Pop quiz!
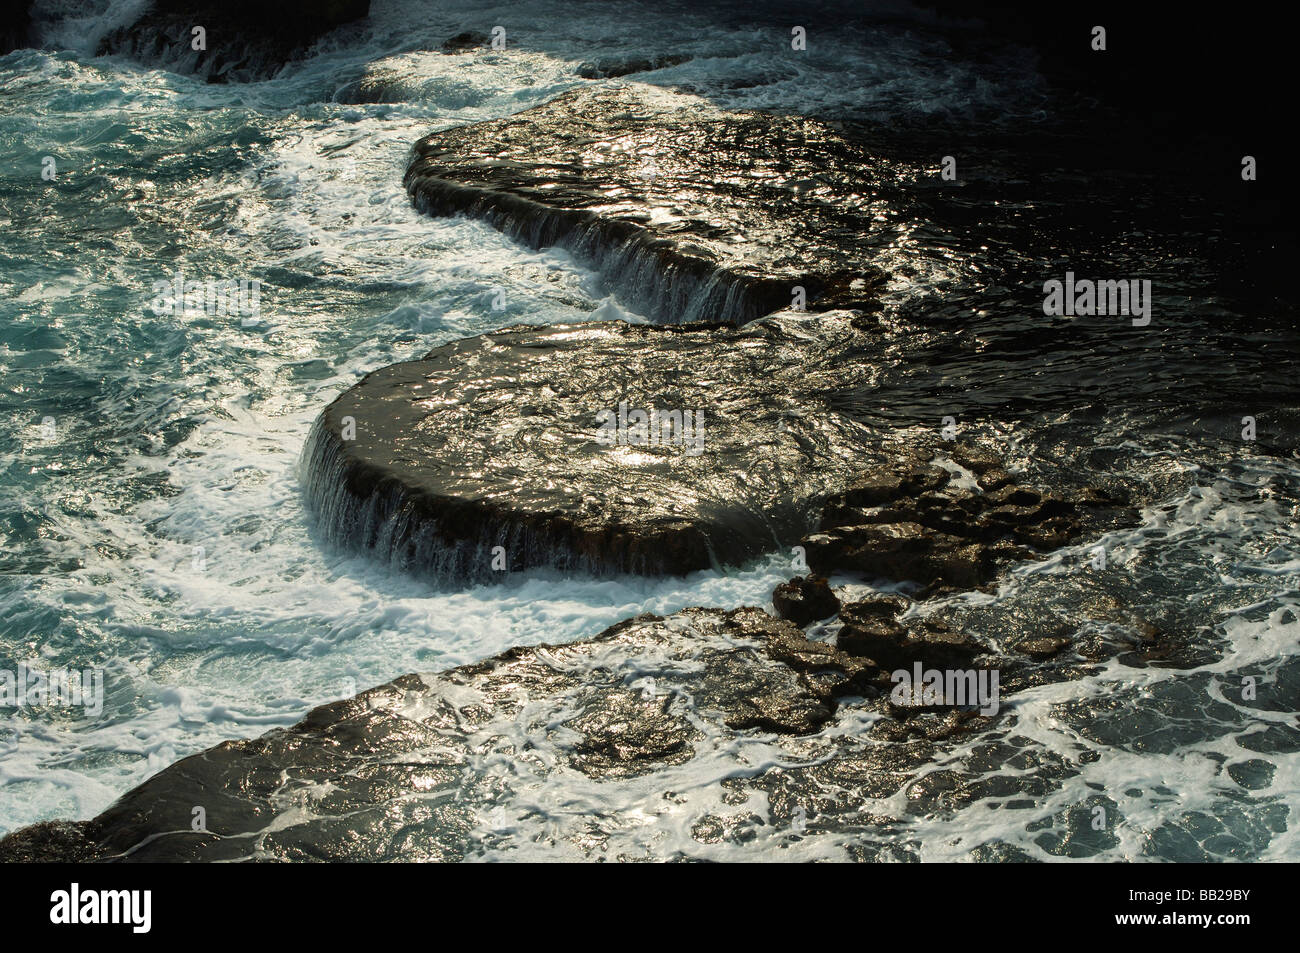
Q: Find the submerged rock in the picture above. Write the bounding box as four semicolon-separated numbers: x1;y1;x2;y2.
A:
405;85;888;325
0;608;873;862
333;67;413;104
333;39;494;104
303;312;890;581
441;31;490;52
575;54;691;79
97;0;370;82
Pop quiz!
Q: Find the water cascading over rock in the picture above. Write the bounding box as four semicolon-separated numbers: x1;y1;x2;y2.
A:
404;85;888;325
306;85;905;581
302;312;889;581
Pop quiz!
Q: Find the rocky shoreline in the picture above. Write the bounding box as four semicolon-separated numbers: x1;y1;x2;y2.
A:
1;67;1164;862
1;542;1153;862
96;0;371;82
302;313;878;580
405;86;888;325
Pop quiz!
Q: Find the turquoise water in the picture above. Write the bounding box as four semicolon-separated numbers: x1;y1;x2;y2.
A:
0;4;807;828
1;1;1296;859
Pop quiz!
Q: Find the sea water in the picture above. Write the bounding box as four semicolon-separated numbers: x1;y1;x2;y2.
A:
1;0;1295;859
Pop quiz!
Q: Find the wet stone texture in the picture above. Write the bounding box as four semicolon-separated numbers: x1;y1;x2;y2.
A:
312;83;1140;586
303;312;898;580
575;54;692;79
405;85;889;325
0;594;1168;861
97;0;372;82
772;576;841;626
0;608;882;862
0;79;1183;862
800;453;1136;594
303;314;1137;584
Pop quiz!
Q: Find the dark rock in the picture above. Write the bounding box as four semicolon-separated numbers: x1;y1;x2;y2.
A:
1;0;31;54
303;312;890;581
306;290;1130;587
836;609;907;661
567;689;696;779
700;648;835;735
832;463;950;509
803;457;1137;590
1226;760;1275;791
0;820;98;862
405;85;888;325
0;607;865;862
1016;636;1072;659
441;30;489;52
332;67;412;104
97;0;370;82
306;328;1135;582
762;626;881;700
1114;622;1220;670
771;576;839;626
575;54;691;78
877;707;991;736
843;593;912;619
983;485;1045;508
838;608;981;670
805;521;991;589
977;468;1014;491
949;442;1001;475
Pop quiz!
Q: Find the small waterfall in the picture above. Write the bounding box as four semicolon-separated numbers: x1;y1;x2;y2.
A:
26;0;153;56
300;414;722;584
405;174;792;326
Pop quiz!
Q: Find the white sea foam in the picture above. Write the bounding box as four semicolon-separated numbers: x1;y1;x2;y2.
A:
1;1;1295;861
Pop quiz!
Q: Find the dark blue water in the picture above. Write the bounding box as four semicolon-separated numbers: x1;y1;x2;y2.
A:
2;0;1296;859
